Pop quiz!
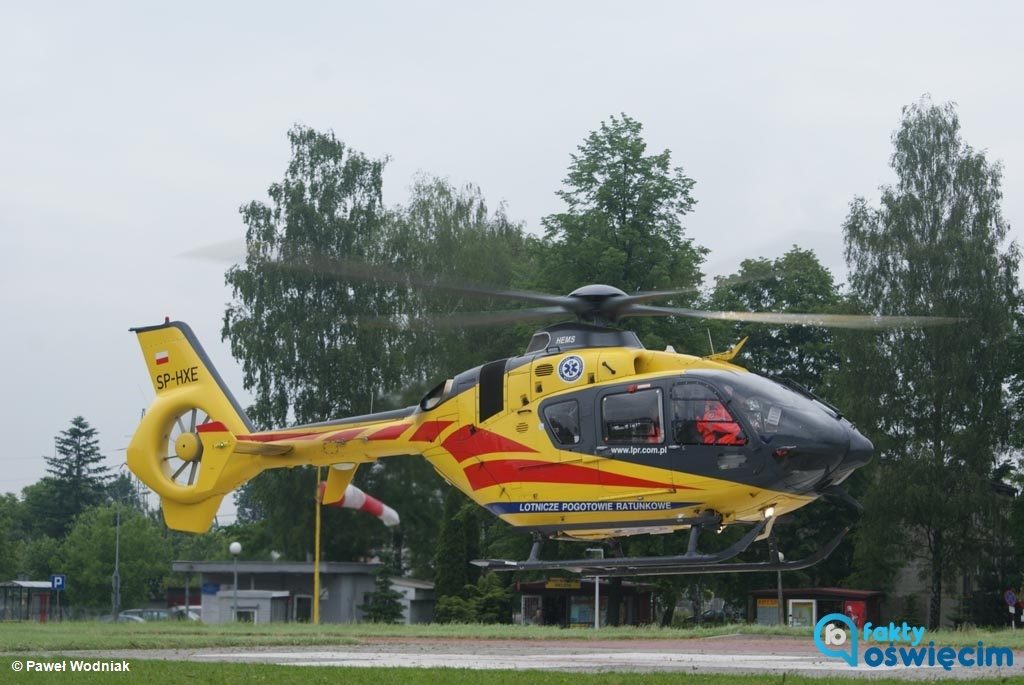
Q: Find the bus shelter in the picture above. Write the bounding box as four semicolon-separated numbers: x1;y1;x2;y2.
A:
0;581;63;622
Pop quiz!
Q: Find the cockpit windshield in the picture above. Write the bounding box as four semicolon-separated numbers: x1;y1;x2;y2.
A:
678;370;846;447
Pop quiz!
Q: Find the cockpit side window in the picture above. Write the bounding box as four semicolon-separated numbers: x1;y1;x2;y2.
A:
543;400;581;446
671;382;747;446
601;389;664;444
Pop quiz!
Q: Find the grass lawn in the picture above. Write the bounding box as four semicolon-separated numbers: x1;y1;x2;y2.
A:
1;621;1023;652
1;659;1022;685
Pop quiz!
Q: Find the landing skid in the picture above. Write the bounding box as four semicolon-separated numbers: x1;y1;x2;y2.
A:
472;519;850;577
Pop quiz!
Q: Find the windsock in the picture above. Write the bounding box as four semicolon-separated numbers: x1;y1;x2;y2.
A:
318;482;400;527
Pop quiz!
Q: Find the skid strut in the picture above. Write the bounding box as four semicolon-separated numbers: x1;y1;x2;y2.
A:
473;518;851;577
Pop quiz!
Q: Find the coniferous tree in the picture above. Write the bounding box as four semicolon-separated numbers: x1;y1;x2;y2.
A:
358;570;406;623
44;416;110;536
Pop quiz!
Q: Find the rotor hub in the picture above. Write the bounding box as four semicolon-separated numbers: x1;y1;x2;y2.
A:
567;284;628;299
175;432;203;462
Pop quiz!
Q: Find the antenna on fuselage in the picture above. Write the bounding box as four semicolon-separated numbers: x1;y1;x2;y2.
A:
706;328;716;355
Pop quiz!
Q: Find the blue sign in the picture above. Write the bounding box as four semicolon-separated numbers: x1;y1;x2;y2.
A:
1005;590;1017;607
51;574;66;591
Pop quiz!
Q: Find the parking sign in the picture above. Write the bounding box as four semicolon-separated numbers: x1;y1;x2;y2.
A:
51;574;66;591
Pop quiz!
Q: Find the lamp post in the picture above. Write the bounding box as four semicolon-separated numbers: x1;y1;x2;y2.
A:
112;507;121;621
585;548;604;630
229;541;242;622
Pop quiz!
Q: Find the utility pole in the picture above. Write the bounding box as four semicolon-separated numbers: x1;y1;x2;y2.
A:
777;570;784;626
585;548;604;630
229;542;242;621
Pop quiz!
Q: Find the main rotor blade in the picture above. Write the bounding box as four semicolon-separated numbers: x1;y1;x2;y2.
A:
180;238;247;263
626;305;961;329
294;254;576;307
617;270;787;307
361;307;570;329
183;239;575;309
609;287;702;307
419;306;571;328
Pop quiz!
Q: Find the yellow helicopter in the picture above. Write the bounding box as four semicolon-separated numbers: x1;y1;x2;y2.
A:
127;281;952;576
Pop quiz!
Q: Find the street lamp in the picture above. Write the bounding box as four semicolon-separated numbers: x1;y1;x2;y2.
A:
112;507;121;621
229;541;242;622
585;548;604;630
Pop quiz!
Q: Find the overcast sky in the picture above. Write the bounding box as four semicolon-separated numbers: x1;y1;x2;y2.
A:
2;2;1022;523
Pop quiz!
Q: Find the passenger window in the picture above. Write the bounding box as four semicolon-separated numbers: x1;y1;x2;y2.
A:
543;400;580;445
671;383;746;446
602;389;663;444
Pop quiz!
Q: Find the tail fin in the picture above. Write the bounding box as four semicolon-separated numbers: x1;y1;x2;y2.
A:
127;320;254;533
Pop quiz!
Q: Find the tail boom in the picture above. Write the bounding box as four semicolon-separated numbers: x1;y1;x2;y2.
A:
127;320;451;532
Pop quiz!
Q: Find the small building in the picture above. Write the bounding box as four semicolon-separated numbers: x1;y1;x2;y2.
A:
748;587;883;628
0;581;64;622
171;560;434;624
390;577;437;624
514;578;655;627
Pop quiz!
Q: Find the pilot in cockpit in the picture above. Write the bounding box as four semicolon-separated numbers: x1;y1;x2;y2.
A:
697;384;745;445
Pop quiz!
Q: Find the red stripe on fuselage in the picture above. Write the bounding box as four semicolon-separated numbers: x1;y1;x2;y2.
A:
367;423;411;441
409;420;454;442
463;459;684;491
236;430;323;442
325;427;366;443
441;426;537;463
196;421;228;433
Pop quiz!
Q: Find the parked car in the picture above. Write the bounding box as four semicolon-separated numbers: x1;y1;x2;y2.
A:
170;605;201;621
120;608;171;621
98;614;146;623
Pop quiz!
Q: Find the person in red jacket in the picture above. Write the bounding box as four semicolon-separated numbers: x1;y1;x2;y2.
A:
697;398;745;445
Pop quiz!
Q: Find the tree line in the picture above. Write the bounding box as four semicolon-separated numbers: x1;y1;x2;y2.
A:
2;100;1022;628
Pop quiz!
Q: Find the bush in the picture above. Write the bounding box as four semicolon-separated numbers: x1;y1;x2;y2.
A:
433;595;476;623
432;573;513;624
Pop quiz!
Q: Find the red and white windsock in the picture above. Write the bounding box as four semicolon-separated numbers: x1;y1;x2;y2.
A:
318;482;400;527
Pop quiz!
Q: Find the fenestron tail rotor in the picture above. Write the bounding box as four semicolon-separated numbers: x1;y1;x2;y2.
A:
162;407;211;488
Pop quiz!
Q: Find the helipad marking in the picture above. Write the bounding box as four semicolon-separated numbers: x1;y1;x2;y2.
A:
195;650;913;672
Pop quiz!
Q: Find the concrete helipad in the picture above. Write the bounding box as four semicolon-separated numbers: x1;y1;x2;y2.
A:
54;635;1023;679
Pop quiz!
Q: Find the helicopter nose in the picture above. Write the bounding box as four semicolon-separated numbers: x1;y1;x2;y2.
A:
845;426;873;469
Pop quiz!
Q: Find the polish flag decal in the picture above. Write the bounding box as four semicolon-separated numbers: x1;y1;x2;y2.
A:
155;351;170;365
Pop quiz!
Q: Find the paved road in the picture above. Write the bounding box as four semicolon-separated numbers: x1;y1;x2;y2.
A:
50;635;1023;679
